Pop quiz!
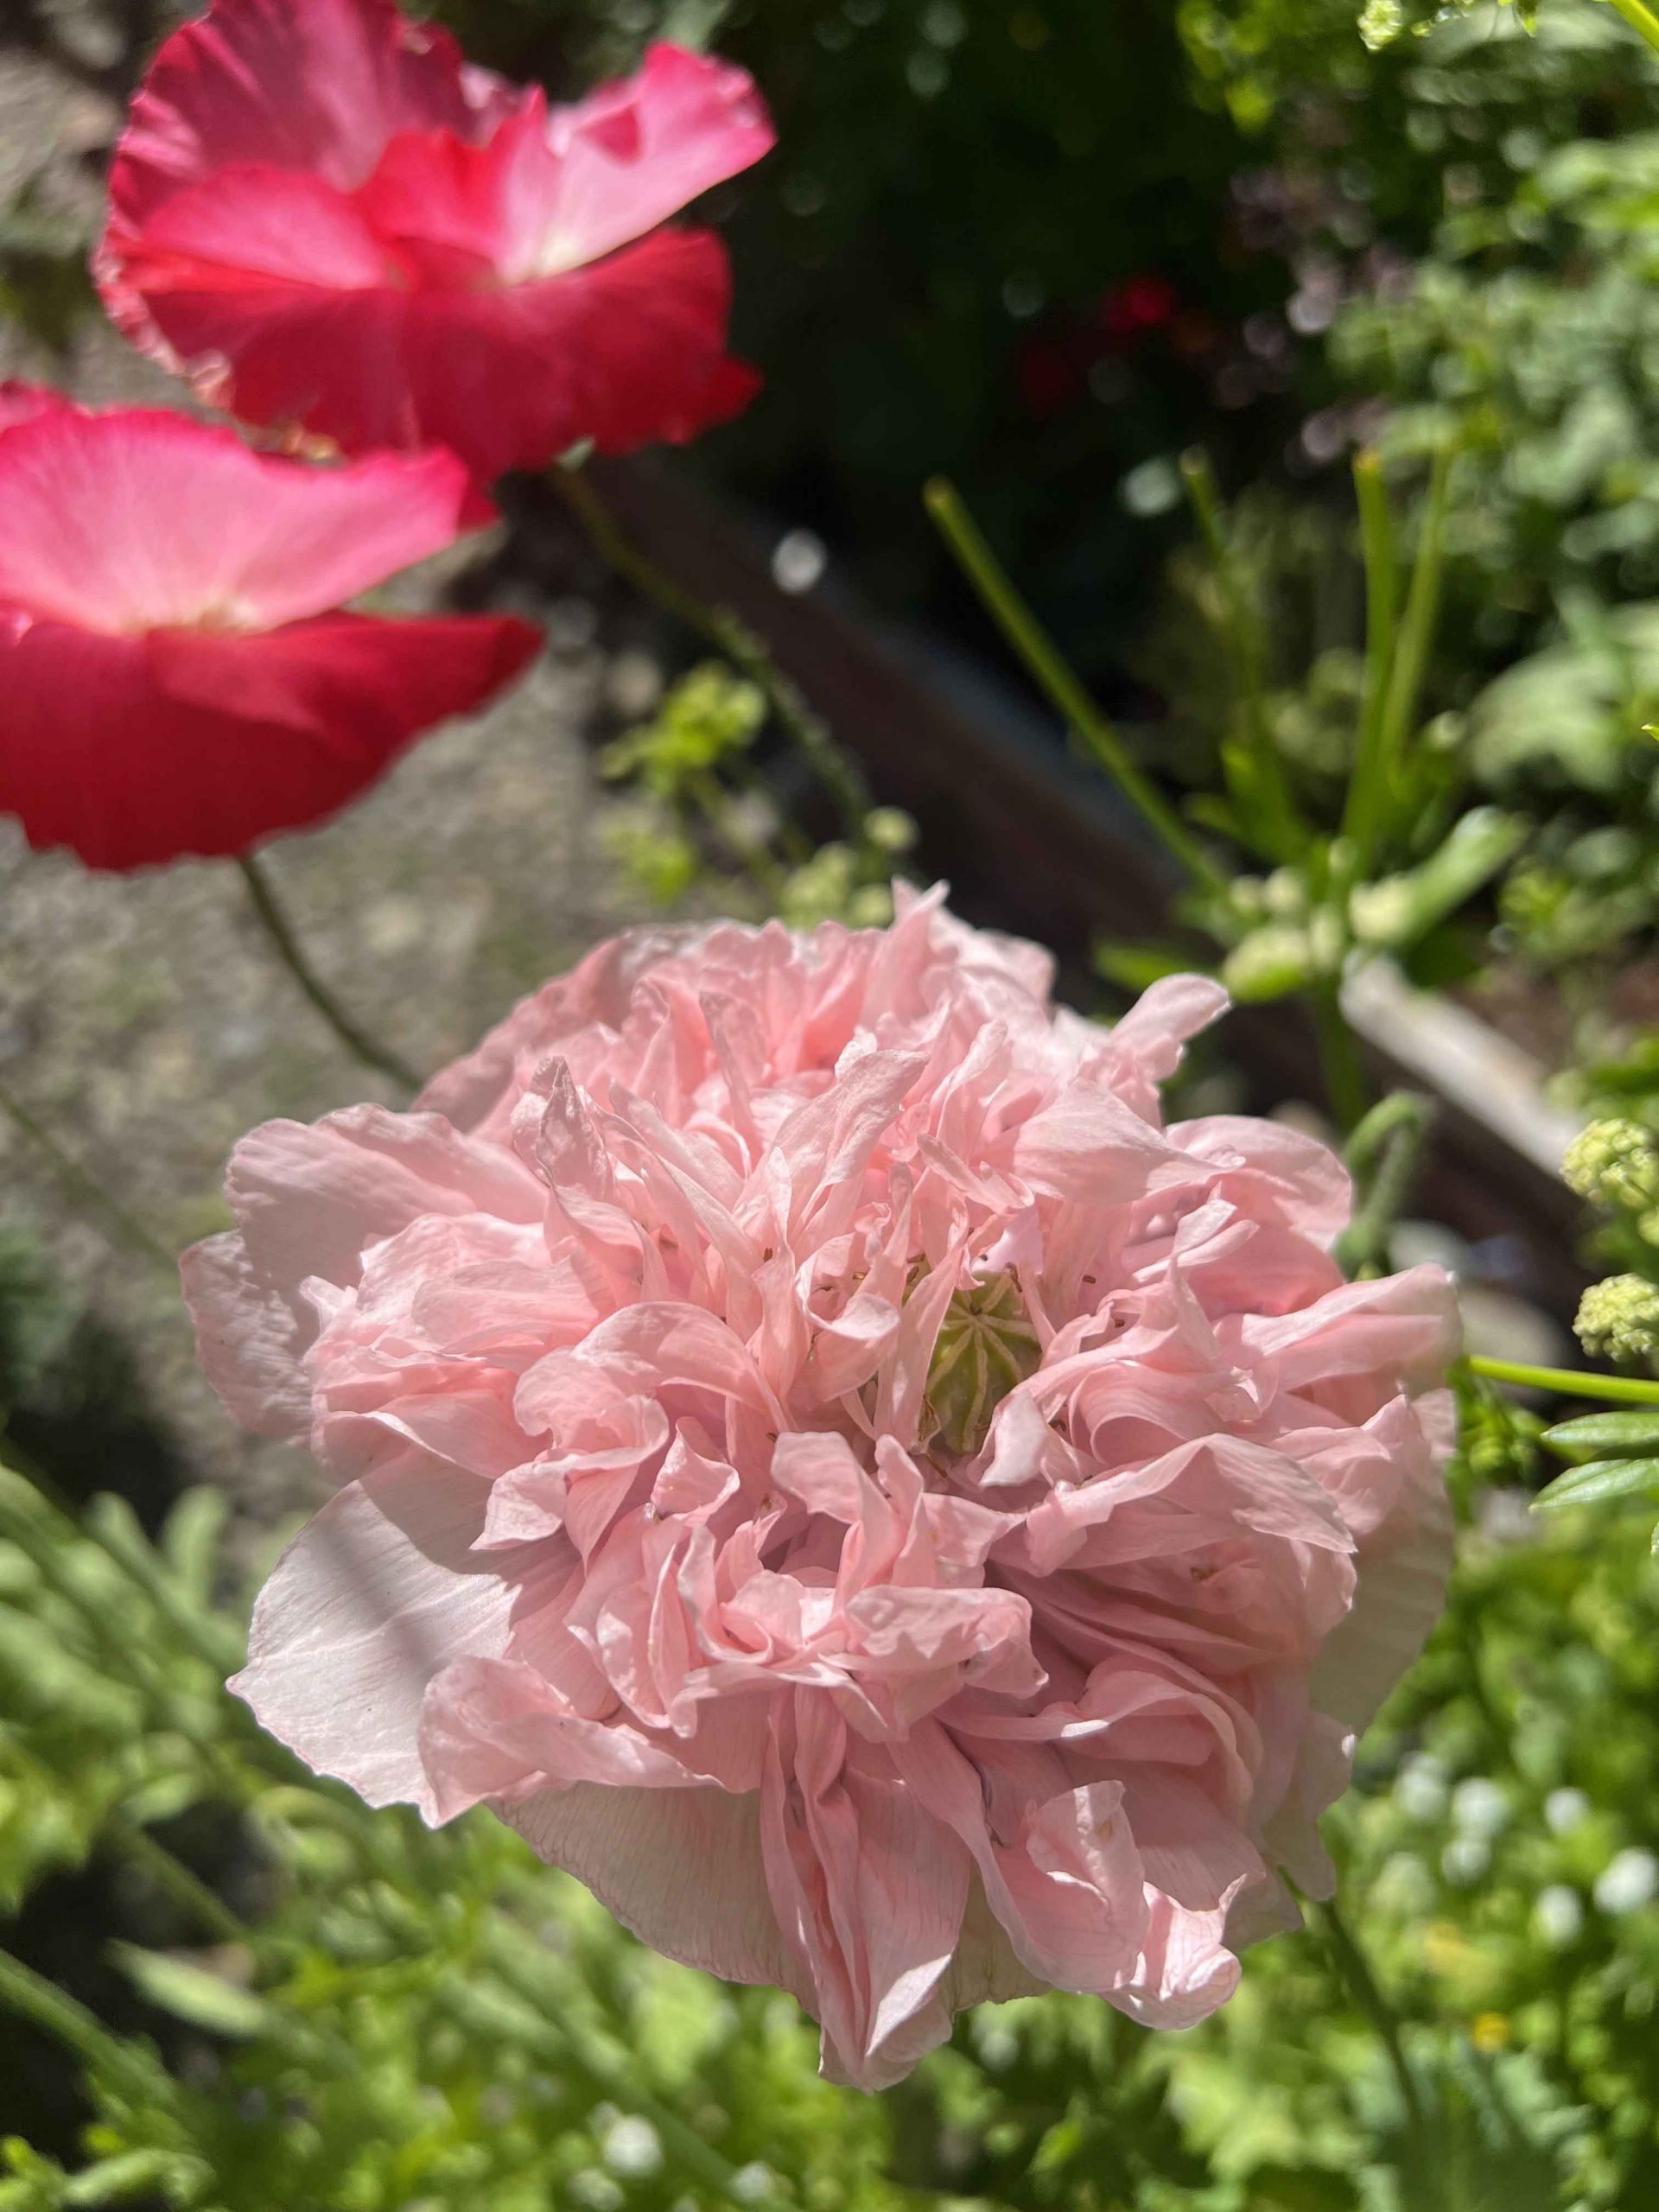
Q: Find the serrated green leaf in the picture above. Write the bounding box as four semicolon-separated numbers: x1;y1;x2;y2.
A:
1542;1408;1659;1459
1531;1458;1659;1513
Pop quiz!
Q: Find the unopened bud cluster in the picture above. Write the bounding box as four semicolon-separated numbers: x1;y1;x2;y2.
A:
1563;1118;1659;1242
1575;1274;1659;1374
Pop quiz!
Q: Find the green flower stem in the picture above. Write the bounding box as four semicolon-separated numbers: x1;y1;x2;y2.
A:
1180;448;1303;860
1313;983;1370;1135
1347;441;1454;878
1340;448;1402;881
1463;1355;1659;1406
1608;0;1659;58
106;1816;248;1947
1338;1089;1433;1275
553;462;874;843
236;852;421;1092
0;1943;162;2106
688;765;787;900
924;475;1232;902
0;1077;175;1273
1313;1897;1433;2174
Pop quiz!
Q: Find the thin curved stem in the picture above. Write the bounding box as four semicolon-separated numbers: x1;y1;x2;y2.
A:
1340;448;1401;882
0;1943;161;2104
107;1816;248;1947
1313;984;1370;1135
236;853;421;1092
1608;0;1659;60
1313;1897;1433;2174
0;1077;175;1271
1338;1089;1433;1276
1464;1355;1659;1406
925;476;1231;902
553;464;874;843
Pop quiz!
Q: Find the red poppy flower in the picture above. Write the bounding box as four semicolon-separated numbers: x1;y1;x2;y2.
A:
95;0;776;483
0;398;540;869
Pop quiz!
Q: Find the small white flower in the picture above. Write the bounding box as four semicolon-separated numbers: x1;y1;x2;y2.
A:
1545;1788;1590;1836
1535;1885;1584;1948
603;2118;664;2179
1452;1778;1510;1840
1595;1848;1659;1916
1443;1836;1491;1886
1397;1755;1449;1821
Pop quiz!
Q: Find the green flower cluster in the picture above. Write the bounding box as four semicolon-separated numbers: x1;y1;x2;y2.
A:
1574;1273;1659;1374
1563;1118;1659;1244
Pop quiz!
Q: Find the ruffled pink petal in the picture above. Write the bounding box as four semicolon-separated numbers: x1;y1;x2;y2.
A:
1114;1891;1242;2028
0;607;537;869
346;45;771;287
0;408;479;635
103;0;510;232
113;218;756;478
1307;1391;1456;1734
184;1106;545;1438
508;1781;804;1995
532;41;774;270
902;1721;1150;2001
762;1702;970;2091
229;1458;523;1819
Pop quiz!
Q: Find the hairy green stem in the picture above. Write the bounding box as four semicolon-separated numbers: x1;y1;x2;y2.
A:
924;477;1231;901
1463;1355;1659;1405
554;464;874;842
236;853;421;1092
0;1077;175;1272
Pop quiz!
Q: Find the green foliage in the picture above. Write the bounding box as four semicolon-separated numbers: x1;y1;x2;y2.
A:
601;661;916;926
1335;123;1659;654
5;1415;1659;2206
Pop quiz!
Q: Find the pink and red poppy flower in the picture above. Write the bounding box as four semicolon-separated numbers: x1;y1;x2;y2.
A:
96;0;776;485
0;396;540;869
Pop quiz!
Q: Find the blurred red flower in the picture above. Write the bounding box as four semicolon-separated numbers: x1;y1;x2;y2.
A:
0;397;540;868
94;0;774;484
1100;273;1179;340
